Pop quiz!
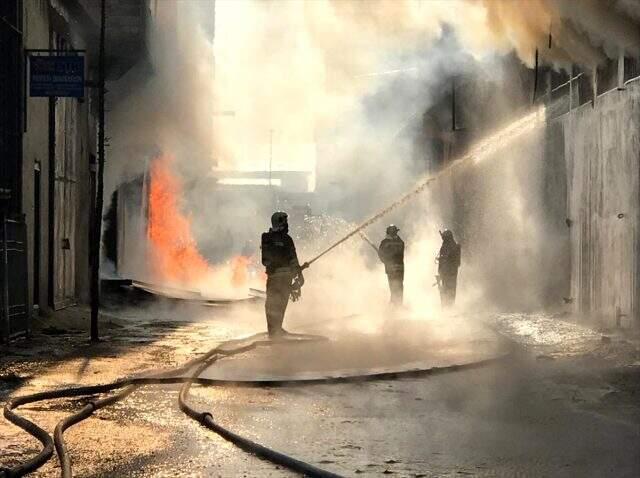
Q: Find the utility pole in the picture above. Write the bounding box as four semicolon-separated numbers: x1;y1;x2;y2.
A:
90;0;106;342
211;0;216;166
269;129;276;208
269;129;273;187
532;48;539;104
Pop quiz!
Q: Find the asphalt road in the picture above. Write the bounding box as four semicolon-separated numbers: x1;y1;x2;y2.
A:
2;309;639;477
88;354;639;477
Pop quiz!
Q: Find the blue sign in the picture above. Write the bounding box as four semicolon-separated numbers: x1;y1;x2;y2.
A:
30;55;85;98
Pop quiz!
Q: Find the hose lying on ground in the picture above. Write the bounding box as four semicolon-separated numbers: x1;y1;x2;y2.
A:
3;342;220;478
4;104;546;477
3;335;341;478
178;355;343;478
3;333;509;478
52;349;218;478
52;335;344;478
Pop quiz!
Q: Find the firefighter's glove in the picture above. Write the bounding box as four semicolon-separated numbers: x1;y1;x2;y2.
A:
290;277;303;302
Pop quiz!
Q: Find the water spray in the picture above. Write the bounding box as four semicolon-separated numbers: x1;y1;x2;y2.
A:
2;104;546;478
302;105;547;269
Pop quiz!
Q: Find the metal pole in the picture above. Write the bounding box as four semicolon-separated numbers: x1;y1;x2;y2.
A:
617;48;625;90
269;129;275;208
569;68;573;112
592;65;598;108
1;212;10;342
211;0;216;166
532;48;539;104
451;77;456;131
269;129;273;187
90;0;106;342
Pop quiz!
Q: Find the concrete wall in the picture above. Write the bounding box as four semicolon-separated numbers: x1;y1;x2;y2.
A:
441;80;640;324
560;83;640;326
423;61;640;326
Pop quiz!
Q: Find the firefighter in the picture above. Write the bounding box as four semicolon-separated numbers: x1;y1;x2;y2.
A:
378;225;405;306
437;229;461;308
261;211;306;338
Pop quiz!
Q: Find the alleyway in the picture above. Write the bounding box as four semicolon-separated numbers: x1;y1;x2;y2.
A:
2;304;638;477
3;1;640;476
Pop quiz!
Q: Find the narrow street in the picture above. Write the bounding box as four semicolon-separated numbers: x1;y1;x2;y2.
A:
2;304;638;477
3;1;640;476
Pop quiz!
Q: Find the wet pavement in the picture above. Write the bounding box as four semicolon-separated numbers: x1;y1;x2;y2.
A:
1;304;639;477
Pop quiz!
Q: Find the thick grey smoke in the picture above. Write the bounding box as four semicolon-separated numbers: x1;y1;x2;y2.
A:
105;0;640;314
106;2;216;195
106;0;640;188
474;0;640;67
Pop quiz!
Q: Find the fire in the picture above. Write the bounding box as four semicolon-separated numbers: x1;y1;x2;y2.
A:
147;154;211;286
230;255;251;287
146;154;262;292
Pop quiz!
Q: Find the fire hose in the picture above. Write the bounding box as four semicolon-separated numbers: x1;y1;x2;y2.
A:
300;105;548;270
3;344;222;478
300;178;437;270
3;336;342;478
2;332;509;478
1;104;544;477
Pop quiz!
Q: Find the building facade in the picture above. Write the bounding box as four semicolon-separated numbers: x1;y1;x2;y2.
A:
0;0;148;341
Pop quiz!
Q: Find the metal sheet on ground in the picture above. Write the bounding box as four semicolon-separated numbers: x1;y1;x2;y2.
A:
192;319;507;382
129;280;257;304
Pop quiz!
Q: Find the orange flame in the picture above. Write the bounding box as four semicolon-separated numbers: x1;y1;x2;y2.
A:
231;255;251;287
147;154;211;286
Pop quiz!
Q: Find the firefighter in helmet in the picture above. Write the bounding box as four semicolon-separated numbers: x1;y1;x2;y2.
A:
378;225;405;306
437;229;461;308
261;211;306;337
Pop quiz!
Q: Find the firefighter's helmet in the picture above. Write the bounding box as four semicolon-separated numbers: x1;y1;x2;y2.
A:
271;211;288;231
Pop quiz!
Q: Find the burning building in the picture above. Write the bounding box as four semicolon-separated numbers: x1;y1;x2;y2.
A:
109;154;315;297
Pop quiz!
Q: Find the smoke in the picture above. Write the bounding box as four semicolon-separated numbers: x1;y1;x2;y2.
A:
106;2;217;194
105;0;640;316
475;0;640;67
106;0;640;185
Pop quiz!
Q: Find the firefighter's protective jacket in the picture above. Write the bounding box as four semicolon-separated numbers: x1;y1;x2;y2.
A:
438;239;461;277
261;229;300;275
378;235;405;274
